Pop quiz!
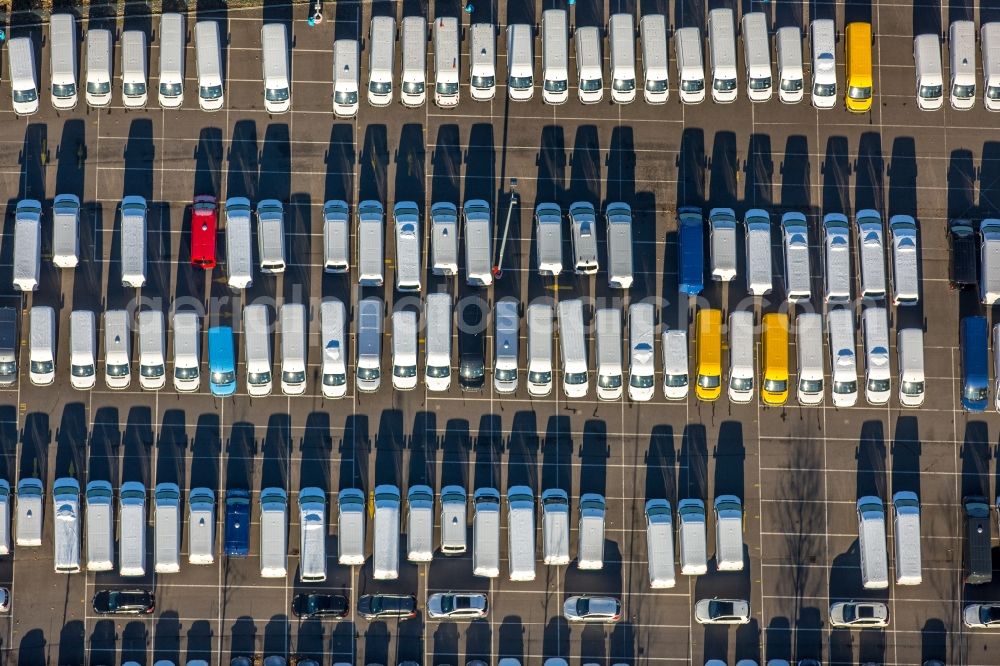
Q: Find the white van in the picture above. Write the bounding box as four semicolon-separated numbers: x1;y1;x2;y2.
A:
609;13;637;103
15;478;43;547
434;17;460;107
983;218;1000;305
541;489;570;566
728;311;755;403
861;306;891;405
744;209;773;296
153;482;180;573
662;328;689;400
494;299;519;394
857;496;889;589
606;202;634;288
138;310;166;390
810;19;837;108
950;21;976;109
889;214;920;306
674;26;706;103
577;493;606;570
714;495;744;571
52;193;81;268
49;14;78;110
260;487;288;577
256;199;286;274
322;200;350;272
357;200;385;286
913;34;944;110
645;499;675;588
463;199;493;286
507;23;534;101
823;213;852;303
119;481;147;577
120;30;148;109
827;307;859;407
473;487;501;577
469;22;496;101
104;309;131;390
172;311;200;392
195;20;224;111
708;8;738;103
534;202;563;276
368;16;395;107
279;303;307;396
394;201;422;292
53;478;81;573
569;201;599;274
337;488;365;566
158;13;185;108
628;303;656;402
542;10;569;104
120;196;147;288
575;26;603;103
85;28;113;108
243;304;273;396
796;313;825;405
709;207;737;282
356;297;383;392
982;22;1000;111
406;485;434;563
373;485;401;580
640;14;669;103
781;211;811;302
8;36;39;115
776;26;804;103
892;491;922;585
440;485;467;555
678;498;708;575
225;197;254;289
70;310;97;390
899;327;925;408
298;487;327;582
742;12;772;101
431;201;459;275
392;309;418;391
401;16;427;106
595;308;623;401
425;293;452;391
85;480;114;571
320;299;348;399
260;23;290;113
12;199;40;291
332;39;360;118
28;306;56;386
558;299;589;398
0;480;9;556
527;303;554;396
188;487;215;565
507;486;536;581
0;308;17;387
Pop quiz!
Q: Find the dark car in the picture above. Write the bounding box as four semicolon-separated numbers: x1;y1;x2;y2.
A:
357;593;418;620
458;303;486;391
949;218;978;288
92;589;155;615
291;593;349;619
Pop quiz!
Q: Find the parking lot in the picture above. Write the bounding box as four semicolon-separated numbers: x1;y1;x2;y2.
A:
2;0;1000;664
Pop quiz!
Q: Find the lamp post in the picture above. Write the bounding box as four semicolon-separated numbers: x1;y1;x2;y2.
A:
493;178;518;280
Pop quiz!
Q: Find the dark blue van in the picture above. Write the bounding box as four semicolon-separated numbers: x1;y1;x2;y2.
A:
224;488;251;557
961;316;989;412
678;207;704;295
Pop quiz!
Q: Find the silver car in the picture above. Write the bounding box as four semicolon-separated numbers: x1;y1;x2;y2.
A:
694;598;751;624
964;603;1000;628
427;592;489;620
562;595;622;623
828;600;889;628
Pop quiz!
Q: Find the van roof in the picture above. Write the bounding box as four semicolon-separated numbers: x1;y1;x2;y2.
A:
261;23;289;80
337;488;365;565
640;14;668;73
742;13;772;70
609;13;636;70
558;299;587;366
542;10;569;73
984;23;1000;79
678;208;705;294
708;8;737;70
856;496;889;586
914;34;943;79
435;16;460;82
334;39;360;82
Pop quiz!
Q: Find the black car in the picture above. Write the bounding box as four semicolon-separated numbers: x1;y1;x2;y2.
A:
949;218;978;288
357;593;418;620
92;589;155;615
291;593;349;619
458;304;486;391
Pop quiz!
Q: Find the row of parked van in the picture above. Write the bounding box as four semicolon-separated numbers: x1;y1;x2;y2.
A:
856;492;923;590
912;21;1000;111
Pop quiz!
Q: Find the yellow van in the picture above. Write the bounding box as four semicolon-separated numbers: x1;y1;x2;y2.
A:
761;313;789;405
695;309;722;401
845;22;873;112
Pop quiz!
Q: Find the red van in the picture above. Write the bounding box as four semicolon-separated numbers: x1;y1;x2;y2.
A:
190;195;217;268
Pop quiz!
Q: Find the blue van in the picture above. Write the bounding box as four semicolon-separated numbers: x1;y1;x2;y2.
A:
678;207;705;295
208;326;237;396
224;488;251;557
961;316;989;412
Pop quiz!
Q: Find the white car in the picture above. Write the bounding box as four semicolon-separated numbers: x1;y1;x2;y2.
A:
964;603;1000;628
694;598;750;624
427;593;489;620
828;601;889;628
563;595;622;623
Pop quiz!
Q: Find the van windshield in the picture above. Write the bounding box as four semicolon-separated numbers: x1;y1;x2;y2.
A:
848;85;872;100
918;84;942;99
471;75;494;89
780;78;803;92
426;365;450;379
901;380;924;396
765;378;788;393
713;77;737;92
265;87;289;102
989;85;1000;100
393;365;417;378
335;90;358;105
509;75;533;89
52;83;76;98
833;379;857;394
565;371;588;385
369;81;391;95
140;364;165;378
528;370;551;384
581;78;603;91
160;82;182;97
200;84;223;100
664;373;688;387
964;384;988;402
72;364;95;377
0;361;16;376
598;374;622;389
730;377;753;392
630;374;654;389
13;88;37;103
403;80;426;94
123;82;146;97
749;76;772;90
646;79;668;92
436;81;459;95
106;363;129;377
612;77;636;92
495;368;517;382
357;367;380;380
544;79;568;93
813;82;836;97
799;378;823;393
953;83;975;99
698;374;721;389
87;80;112;95
680;79;705;93
211;369;235;385
282;370;305;384
248;370;271;385
323;372;346;386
